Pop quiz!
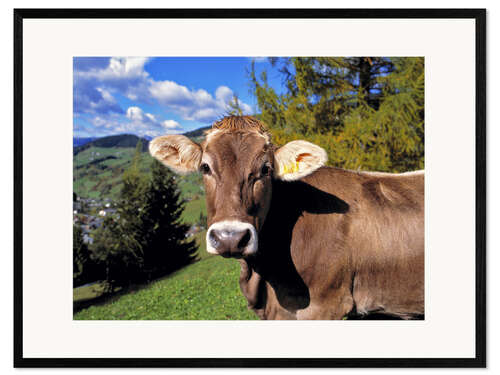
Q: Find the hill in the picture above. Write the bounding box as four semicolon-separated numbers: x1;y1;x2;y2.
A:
73;135;207;221
73;232;257;320
182;125;211;139
74;134;150;156
74;146;152;200
73;137;97;147
73;126;210;157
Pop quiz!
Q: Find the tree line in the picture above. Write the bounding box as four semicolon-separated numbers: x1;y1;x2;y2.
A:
248;57;424;173
73;141;197;290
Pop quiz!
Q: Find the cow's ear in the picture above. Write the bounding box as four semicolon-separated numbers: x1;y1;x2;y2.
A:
149;135;202;174
274;140;327;181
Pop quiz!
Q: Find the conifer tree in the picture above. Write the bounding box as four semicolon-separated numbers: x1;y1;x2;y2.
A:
91;141;147;288
73;224;93;287
226;93;245;116
249;57;424;172
141;160;198;279
90;216;125;289
116;139;148;267
91;140;197;287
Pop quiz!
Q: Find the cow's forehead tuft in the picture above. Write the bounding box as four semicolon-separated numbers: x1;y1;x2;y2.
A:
204;116;271;145
212;115;268;133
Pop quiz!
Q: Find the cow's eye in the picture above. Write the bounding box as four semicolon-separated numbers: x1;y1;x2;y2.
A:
260;164;271;176
200;163;211;175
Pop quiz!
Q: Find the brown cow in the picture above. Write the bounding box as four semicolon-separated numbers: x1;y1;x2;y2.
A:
150;116;424;320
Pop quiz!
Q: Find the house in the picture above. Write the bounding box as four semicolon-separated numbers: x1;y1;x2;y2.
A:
83;233;94;245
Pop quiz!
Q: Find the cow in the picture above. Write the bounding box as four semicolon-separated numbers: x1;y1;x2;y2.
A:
150;116;424;320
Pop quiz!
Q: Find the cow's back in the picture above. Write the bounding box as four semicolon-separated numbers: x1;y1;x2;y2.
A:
255;167;424;319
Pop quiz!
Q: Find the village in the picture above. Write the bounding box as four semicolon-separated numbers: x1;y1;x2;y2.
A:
73;195;117;244
73;194;204;244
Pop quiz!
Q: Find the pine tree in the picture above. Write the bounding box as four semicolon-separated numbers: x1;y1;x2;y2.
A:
91;141;147;288
73;224;94;287
90;216;125;290
116;140;148;266
226;93;244;116
141;160;197;279
91;141;197;287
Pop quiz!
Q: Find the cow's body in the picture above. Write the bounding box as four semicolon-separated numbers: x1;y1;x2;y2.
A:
239;167;424;320
150;116;424;320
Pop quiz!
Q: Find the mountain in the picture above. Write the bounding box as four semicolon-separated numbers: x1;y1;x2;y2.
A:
73;125;211;154
73;137;97;147
74;134;149;155
183;126;211;139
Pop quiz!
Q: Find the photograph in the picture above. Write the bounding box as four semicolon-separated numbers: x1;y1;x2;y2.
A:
73;56;425;320
15;9;485;367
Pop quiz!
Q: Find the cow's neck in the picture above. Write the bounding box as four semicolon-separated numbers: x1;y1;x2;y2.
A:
240;176;351;319
240;179;315;318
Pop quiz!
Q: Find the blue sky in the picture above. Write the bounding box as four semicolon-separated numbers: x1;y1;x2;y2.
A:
73;57;283;138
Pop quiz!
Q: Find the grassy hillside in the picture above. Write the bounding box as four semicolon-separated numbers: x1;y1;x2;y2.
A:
74;146;149;200
182;125;211;139
71;131;261;320
74;134;149;155
74;231;257;320
73;145;207;220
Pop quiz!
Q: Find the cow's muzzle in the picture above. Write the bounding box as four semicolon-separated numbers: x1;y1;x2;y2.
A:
206;220;258;258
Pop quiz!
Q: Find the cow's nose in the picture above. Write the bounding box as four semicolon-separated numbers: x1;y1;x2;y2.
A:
206;221;258;257
208;228;251;257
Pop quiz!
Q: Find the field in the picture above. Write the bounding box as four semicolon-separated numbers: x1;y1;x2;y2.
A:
73;144;207;219
73;138;258;320
74;232;257;320
74;146;148;200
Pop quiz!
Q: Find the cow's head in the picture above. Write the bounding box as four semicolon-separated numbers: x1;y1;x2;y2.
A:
150;116;327;258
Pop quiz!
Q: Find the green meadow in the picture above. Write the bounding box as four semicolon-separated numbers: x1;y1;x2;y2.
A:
73;141;257;320
73;230;257;320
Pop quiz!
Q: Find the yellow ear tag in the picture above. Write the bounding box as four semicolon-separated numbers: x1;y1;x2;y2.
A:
282;161;300;174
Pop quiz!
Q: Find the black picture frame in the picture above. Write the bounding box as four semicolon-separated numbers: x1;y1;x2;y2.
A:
13;8;486;368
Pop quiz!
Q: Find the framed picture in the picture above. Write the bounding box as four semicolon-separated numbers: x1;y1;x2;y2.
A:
14;8;486;368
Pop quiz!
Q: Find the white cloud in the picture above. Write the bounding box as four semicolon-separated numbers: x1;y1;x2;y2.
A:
91;116;107;127
126;106;146;123
86;105;184;138
125;106;183;136
75;57;254;136
145;113;157;122
74;57;151;115
215;86;233;102
162;120;182;129
77;57;150;80
149;81;252;122
96;87;115;102
90;116;124;131
149;80;207;107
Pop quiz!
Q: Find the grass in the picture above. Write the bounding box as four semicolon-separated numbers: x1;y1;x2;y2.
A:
73;231;258;320
73;146;155;201
73;254;257;320
73;282;110;302
181;197;206;223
